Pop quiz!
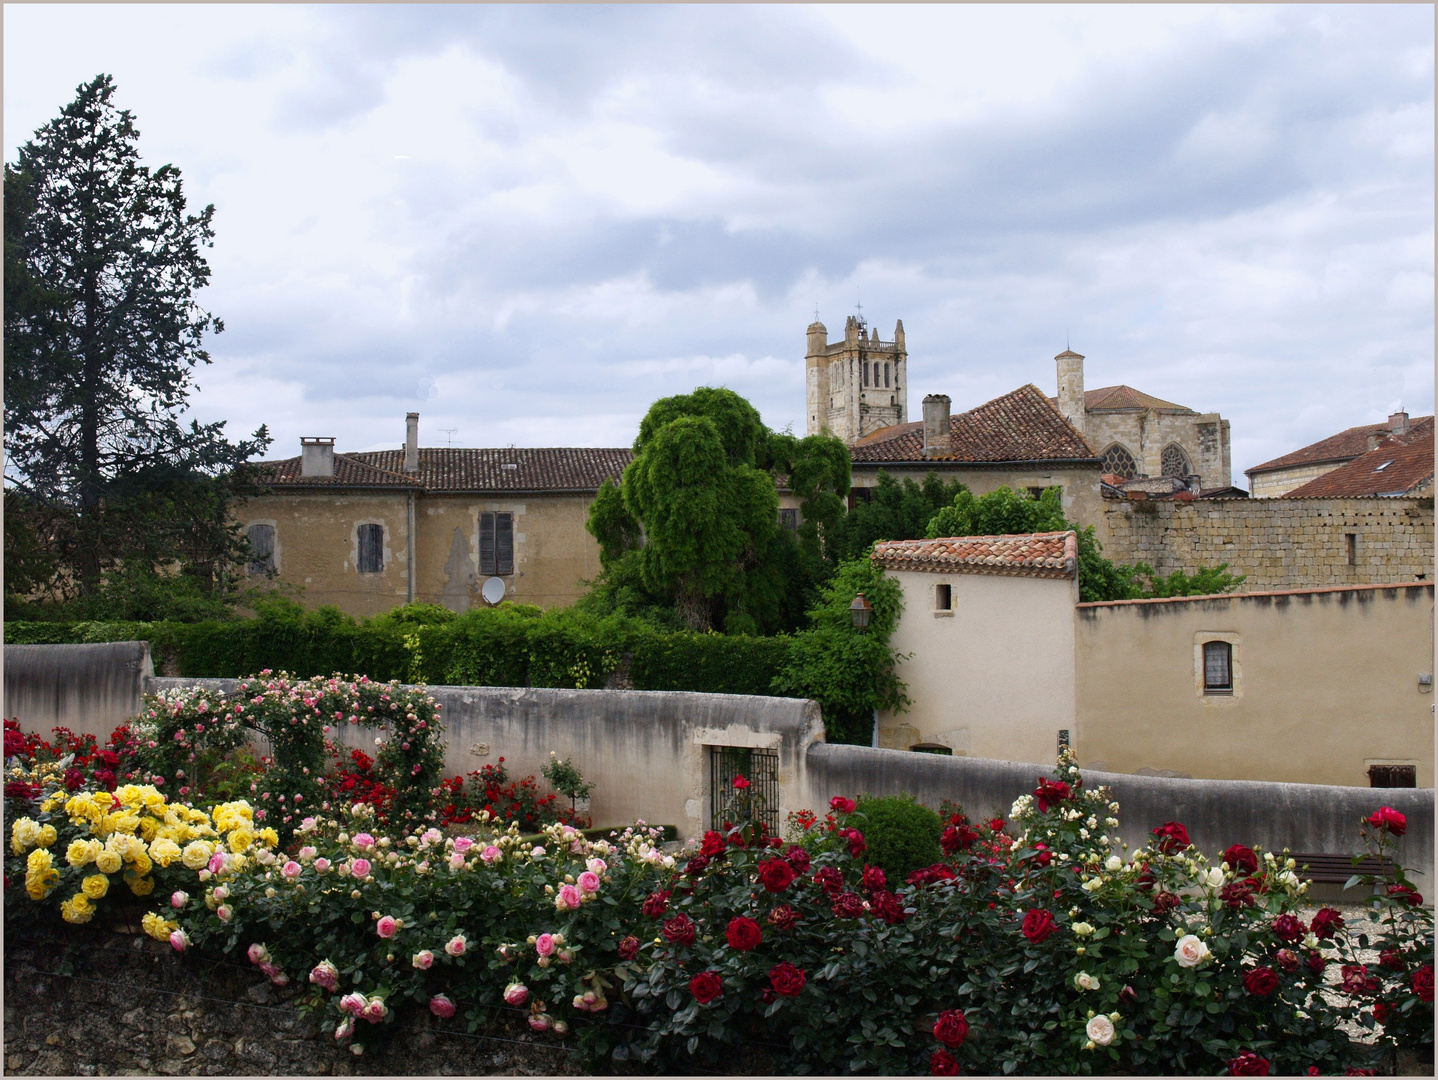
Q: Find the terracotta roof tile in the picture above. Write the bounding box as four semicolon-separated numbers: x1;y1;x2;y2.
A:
852;384;1095;464
871;530;1079;578
1245;416;1433;477
256;447;632;493
1283;436;1433;498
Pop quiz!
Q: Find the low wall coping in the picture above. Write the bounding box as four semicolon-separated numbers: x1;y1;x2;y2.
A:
1077;580;1433;610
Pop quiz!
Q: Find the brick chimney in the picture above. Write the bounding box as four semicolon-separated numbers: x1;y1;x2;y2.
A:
405;412;420;473
300;437;335;478
1388;409;1409;436
922;394;952;458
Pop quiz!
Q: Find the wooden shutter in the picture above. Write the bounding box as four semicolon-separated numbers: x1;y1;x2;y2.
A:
479;513;496;576
358;524;383;573
496;513;514;576
247;524;275;574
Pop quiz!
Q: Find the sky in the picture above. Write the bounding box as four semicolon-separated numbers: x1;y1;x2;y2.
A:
5;4;1433;481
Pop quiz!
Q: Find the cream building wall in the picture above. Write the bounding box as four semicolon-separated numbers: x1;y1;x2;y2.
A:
877;569;1078;765
1249;462;1346;499
1074;582;1435;788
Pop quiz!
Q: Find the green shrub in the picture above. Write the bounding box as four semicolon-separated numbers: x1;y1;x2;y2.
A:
853;793;942;883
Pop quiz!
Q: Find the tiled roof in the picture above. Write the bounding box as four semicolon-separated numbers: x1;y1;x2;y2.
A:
256;447;633;493
1245;416;1433;477
871;530;1079;579
1283;436;1433;498
852;384;1096;464
1083;385;1190;412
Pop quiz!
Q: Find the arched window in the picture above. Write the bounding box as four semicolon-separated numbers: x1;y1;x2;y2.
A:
873;362;881;386
1161;444;1191;478
884;362;890;387
1100;443;1138;479
862;361;869;387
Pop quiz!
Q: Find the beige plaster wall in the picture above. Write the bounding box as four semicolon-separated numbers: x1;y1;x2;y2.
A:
1099;496;1434;590
1248;462;1346;498
877;569;1078;766
1075;583;1436;787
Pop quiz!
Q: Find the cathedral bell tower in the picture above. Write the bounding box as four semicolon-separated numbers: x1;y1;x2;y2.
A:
805;314;908;444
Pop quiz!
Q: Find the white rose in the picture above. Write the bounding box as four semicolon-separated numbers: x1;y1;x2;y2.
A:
1174;934;1211;968
1071;922;1095;937
1085;1014;1115;1046
1204;868;1225;888
1105;855;1122;872
1074;971;1100;991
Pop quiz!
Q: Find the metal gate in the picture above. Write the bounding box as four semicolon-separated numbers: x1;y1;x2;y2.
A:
709;746;780;834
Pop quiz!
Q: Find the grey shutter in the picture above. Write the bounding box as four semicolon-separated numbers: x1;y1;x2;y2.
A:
478;513;496;576
358;524;384;573
496;513;514;576
247;524;275;573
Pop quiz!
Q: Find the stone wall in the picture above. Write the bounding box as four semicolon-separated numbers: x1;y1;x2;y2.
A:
4;642;153;740
1099;496;1434;589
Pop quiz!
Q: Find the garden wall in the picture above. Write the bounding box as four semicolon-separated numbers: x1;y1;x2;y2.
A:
3;641;152;738
803;743;1435;893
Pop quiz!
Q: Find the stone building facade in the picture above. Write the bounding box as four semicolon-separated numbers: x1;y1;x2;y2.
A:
1246;412;1431;498
805;315;908;443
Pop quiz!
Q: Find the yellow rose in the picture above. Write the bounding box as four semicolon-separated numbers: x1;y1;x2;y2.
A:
66;838;93;867
41;791;66;813
10;817;41;854
148;838;182;867
228;828;254;854
258;828;279;849
26;868;59;900
37;823;57;848
141;787;166;809
127;875;154;896
115;784;145;807
81;873;110;900
138;817;159;841
141;911;178;941
131;851;153;875
28;847;55;875
60;894;95;924
94;848;123;875
181;840;214;870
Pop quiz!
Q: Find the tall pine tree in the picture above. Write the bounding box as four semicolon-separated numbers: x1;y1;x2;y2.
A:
4;74;268;613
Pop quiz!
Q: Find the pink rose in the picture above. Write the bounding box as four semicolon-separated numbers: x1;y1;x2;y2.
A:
217;904;233;922
445;934;467;957
429;994;456;1019
208;852;228;874
504;982;529;1006
309;961;340;991
298;846;318;861
577;871;601;894
213;885;229;901
586;857;607;874
361;996;387;1023
169;929;189;952
453;836;474;854
481;845;502;865
313;857;330;873
354;832;376;850
351;858;371;878
449;852;466;870
170;891;188;909
536;933;556;957
528;1014;551;1032
248;942;271;965
412;949;435;970
376;915;398;938
339;992;366;1016
282;861;302;879
556;884;582;910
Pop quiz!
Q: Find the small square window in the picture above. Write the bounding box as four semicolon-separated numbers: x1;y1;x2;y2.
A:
935;583;952;611
1027;487;1045;501
1368;764;1416;788
1203;641;1232;693
779;508;798;532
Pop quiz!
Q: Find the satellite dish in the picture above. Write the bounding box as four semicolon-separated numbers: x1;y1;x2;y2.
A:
481;576;506;605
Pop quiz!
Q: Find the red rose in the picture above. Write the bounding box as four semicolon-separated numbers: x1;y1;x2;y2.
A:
1413;964;1434;1003
1387;884;1423;907
1227;1051;1271;1076
767;904;799;931
1367;807;1407;836
700;831;727;858
732;774;750;790
1243;966;1279;997
93;768;117;791
1154;891;1180;914
861;865;886;892
813;866;844;895
1307;952;1326;977
642;890;672;917
1380;949;1405;970
831;891;865;919
1032;843;1052;867
689;971;723;1004
933;1008;969;1048
786;845;811;873
1344;1069;1377;1077
830;796;856;814
757;858;797;893
842;828;867;858
1272;914;1307;943
1021;909;1055;944
63;767;85;791
662;914;696;945
1340;964;1378;994
1033;777;1073;813
1275;949;1300;973
941;824;978;854
987;817;1005;833
1134;863;1156;891
1223;845;1259;875
1306;1069;1322;1076
99;749;119;768
1310;907;1344;940
1374;1001;1392;1025
769;962;806;997
617;935;641;961
4;780;38;801
725;916;763;951
686;854;710;876
930;1050;960;1076
1152;821;1190;855
3;729;25;757
1221;880;1257;908
908;863;957;888
871;889;906;925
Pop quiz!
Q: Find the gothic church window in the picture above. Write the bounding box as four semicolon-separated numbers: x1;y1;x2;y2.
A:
863;362;869;387
1161;444;1192;478
1100;443;1138;479
884;363;890;387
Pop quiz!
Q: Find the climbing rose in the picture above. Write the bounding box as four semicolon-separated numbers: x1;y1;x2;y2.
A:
699;831;727;858
1021;909;1055;943
732;774;750;790
412;950;434;970
1341;965;1378;994
831;891;865;919
871;889;906;925
1367;807;1407;836
861;865;887;892
429;995;456;1019
757;858;797;893
445;934;467;956
1310;907;1344;939
1387;884;1423;907
1033;777;1072;813
1243;967;1279;997
785;845;811;873
941;824;978;854
504;982;529;1005
725;916;762;951
769;962;806;997
841;828;867;857
535;933;556;957
376;915;397;938
1272;914;1307;943
1227;1051;1271;1076
930;1050;960;1076
1412;964;1434;1002
933;1009;969;1048
1275;949;1300;973
813;866;844;895
1152;821;1190;854
689;971;723;1004
767;905;799;931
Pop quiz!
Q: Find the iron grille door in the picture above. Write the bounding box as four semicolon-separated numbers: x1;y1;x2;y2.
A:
709;746;779;835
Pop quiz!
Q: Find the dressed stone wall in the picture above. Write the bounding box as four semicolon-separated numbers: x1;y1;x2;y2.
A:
1099;496;1434;589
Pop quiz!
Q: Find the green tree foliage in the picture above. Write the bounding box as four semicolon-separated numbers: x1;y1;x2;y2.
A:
826;470;967;564
853;794;943;883
3;74;268;617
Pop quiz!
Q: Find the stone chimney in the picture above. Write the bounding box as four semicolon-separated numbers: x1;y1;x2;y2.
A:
1388;409;1409;436
922;394;952;458
1056;349;1085;434
405;412;420;473
300;437;335;478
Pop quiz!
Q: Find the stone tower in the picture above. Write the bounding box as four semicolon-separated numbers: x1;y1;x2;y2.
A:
1055;348;1085;434
805;315;908;444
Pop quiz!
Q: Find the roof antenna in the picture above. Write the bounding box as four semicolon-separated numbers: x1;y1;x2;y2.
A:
1066;328;1070;351
814;304;820;322
438;427;457;446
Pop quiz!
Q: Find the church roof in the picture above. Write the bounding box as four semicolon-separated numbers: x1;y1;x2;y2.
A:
255;447;633;493
852;384;1096;464
871;531;1078;579
1044;385;1192;413
1245;416;1433;478
1283;436;1433;498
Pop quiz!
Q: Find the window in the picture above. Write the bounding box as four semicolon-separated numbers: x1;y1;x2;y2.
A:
1101;444;1138;479
934;583;952;611
709;746;778;833
863;362;869;387
247;524;275;575
873;362;881;387
1368;764;1416;788
1346;533;1358;565
848;487;872;511
910;743;953;756
1203;641;1232;693
884;362;890;387
357;524;384;573
1058;729;1071;752
1161;444;1191;479
479;512;515;576
779;508;798;532
1027;486;1046;501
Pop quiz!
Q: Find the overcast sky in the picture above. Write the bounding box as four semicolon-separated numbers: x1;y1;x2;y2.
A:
6;4;1433;480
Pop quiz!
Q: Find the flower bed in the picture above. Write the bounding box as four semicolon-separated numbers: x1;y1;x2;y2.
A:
5;729;1432;1074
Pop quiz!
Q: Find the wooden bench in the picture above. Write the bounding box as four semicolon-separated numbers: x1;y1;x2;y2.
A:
1290;853;1395;886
